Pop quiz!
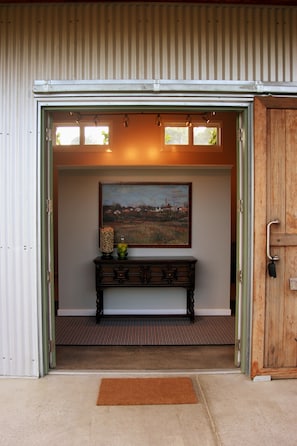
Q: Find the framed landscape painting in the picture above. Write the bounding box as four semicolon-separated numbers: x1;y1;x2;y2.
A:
99;182;192;247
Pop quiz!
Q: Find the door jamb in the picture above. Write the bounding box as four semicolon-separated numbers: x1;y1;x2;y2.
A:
36;93;254;377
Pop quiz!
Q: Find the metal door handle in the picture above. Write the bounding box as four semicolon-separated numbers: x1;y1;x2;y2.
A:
266;219;280;261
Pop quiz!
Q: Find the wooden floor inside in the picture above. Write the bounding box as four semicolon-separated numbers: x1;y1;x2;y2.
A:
55;345;236;370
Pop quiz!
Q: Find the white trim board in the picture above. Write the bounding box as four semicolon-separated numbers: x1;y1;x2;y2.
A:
34;79;297;95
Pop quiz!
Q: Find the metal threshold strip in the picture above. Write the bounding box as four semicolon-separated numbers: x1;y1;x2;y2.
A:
49;369;241;377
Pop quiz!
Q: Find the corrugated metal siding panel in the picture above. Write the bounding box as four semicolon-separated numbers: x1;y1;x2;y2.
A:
0;6;40;377
2;3;296;82
0;2;297;376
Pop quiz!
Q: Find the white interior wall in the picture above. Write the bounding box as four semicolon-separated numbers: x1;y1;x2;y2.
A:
58;167;231;316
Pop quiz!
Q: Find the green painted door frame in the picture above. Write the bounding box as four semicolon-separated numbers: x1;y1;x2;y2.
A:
40;109;56;374
36;90;254;376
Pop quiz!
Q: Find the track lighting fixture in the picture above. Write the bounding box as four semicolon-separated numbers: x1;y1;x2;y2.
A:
155;114;162;127
202;111;216;124
185;115;192;127
75;113;81;124
123;114;129;128
60;111;217;127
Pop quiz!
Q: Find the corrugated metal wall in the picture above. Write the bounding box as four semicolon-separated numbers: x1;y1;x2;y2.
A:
0;2;297;377
1;2;297;82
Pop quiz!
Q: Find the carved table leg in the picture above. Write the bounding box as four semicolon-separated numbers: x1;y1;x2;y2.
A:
96;289;104;324
187;288;195;323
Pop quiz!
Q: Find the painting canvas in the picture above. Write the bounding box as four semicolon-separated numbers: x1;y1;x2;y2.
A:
99;182;192;247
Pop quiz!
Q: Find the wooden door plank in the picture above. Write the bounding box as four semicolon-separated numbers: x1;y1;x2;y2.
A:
265;246;289;367
283;247;297;367
271;233;297;246
252;368;297;379
267;109;286;225
257;97;297;109
283;113;297;367
252;97;268;377
264;109;286;368
286;111;297;234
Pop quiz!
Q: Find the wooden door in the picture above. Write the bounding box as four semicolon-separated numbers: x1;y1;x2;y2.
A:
252;97;297;379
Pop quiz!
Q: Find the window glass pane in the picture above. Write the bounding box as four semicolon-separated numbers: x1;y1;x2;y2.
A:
164;126;189;145
84;126;110;145
55;127;80;145
193;126;218;145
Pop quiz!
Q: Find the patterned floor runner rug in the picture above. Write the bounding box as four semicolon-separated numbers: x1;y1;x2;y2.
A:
56;316;235;346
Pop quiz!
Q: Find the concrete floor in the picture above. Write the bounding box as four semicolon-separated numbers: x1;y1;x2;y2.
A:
0;372;296;446
56;345;236;370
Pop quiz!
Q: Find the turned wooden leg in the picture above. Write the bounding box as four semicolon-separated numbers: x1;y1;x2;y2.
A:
96;289;104;324
187;288;195;323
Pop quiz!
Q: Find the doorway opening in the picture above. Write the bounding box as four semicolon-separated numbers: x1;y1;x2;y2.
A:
41;103;249;374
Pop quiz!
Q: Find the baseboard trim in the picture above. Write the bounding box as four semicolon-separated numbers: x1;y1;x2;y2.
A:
57;308;231;317
198;309;231;316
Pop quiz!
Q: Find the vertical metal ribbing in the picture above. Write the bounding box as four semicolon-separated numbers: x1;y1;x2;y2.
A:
1;3;295;82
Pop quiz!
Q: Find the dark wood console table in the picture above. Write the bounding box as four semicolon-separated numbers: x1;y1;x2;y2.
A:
93;256;197;323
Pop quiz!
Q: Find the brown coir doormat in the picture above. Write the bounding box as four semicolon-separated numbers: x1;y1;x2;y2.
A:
96;377;198;406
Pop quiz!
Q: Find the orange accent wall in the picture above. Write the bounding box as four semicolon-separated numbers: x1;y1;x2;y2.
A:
53;112;236;167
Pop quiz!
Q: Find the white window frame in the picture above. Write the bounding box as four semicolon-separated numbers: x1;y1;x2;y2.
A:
53;121;112;152
162;120;222;152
